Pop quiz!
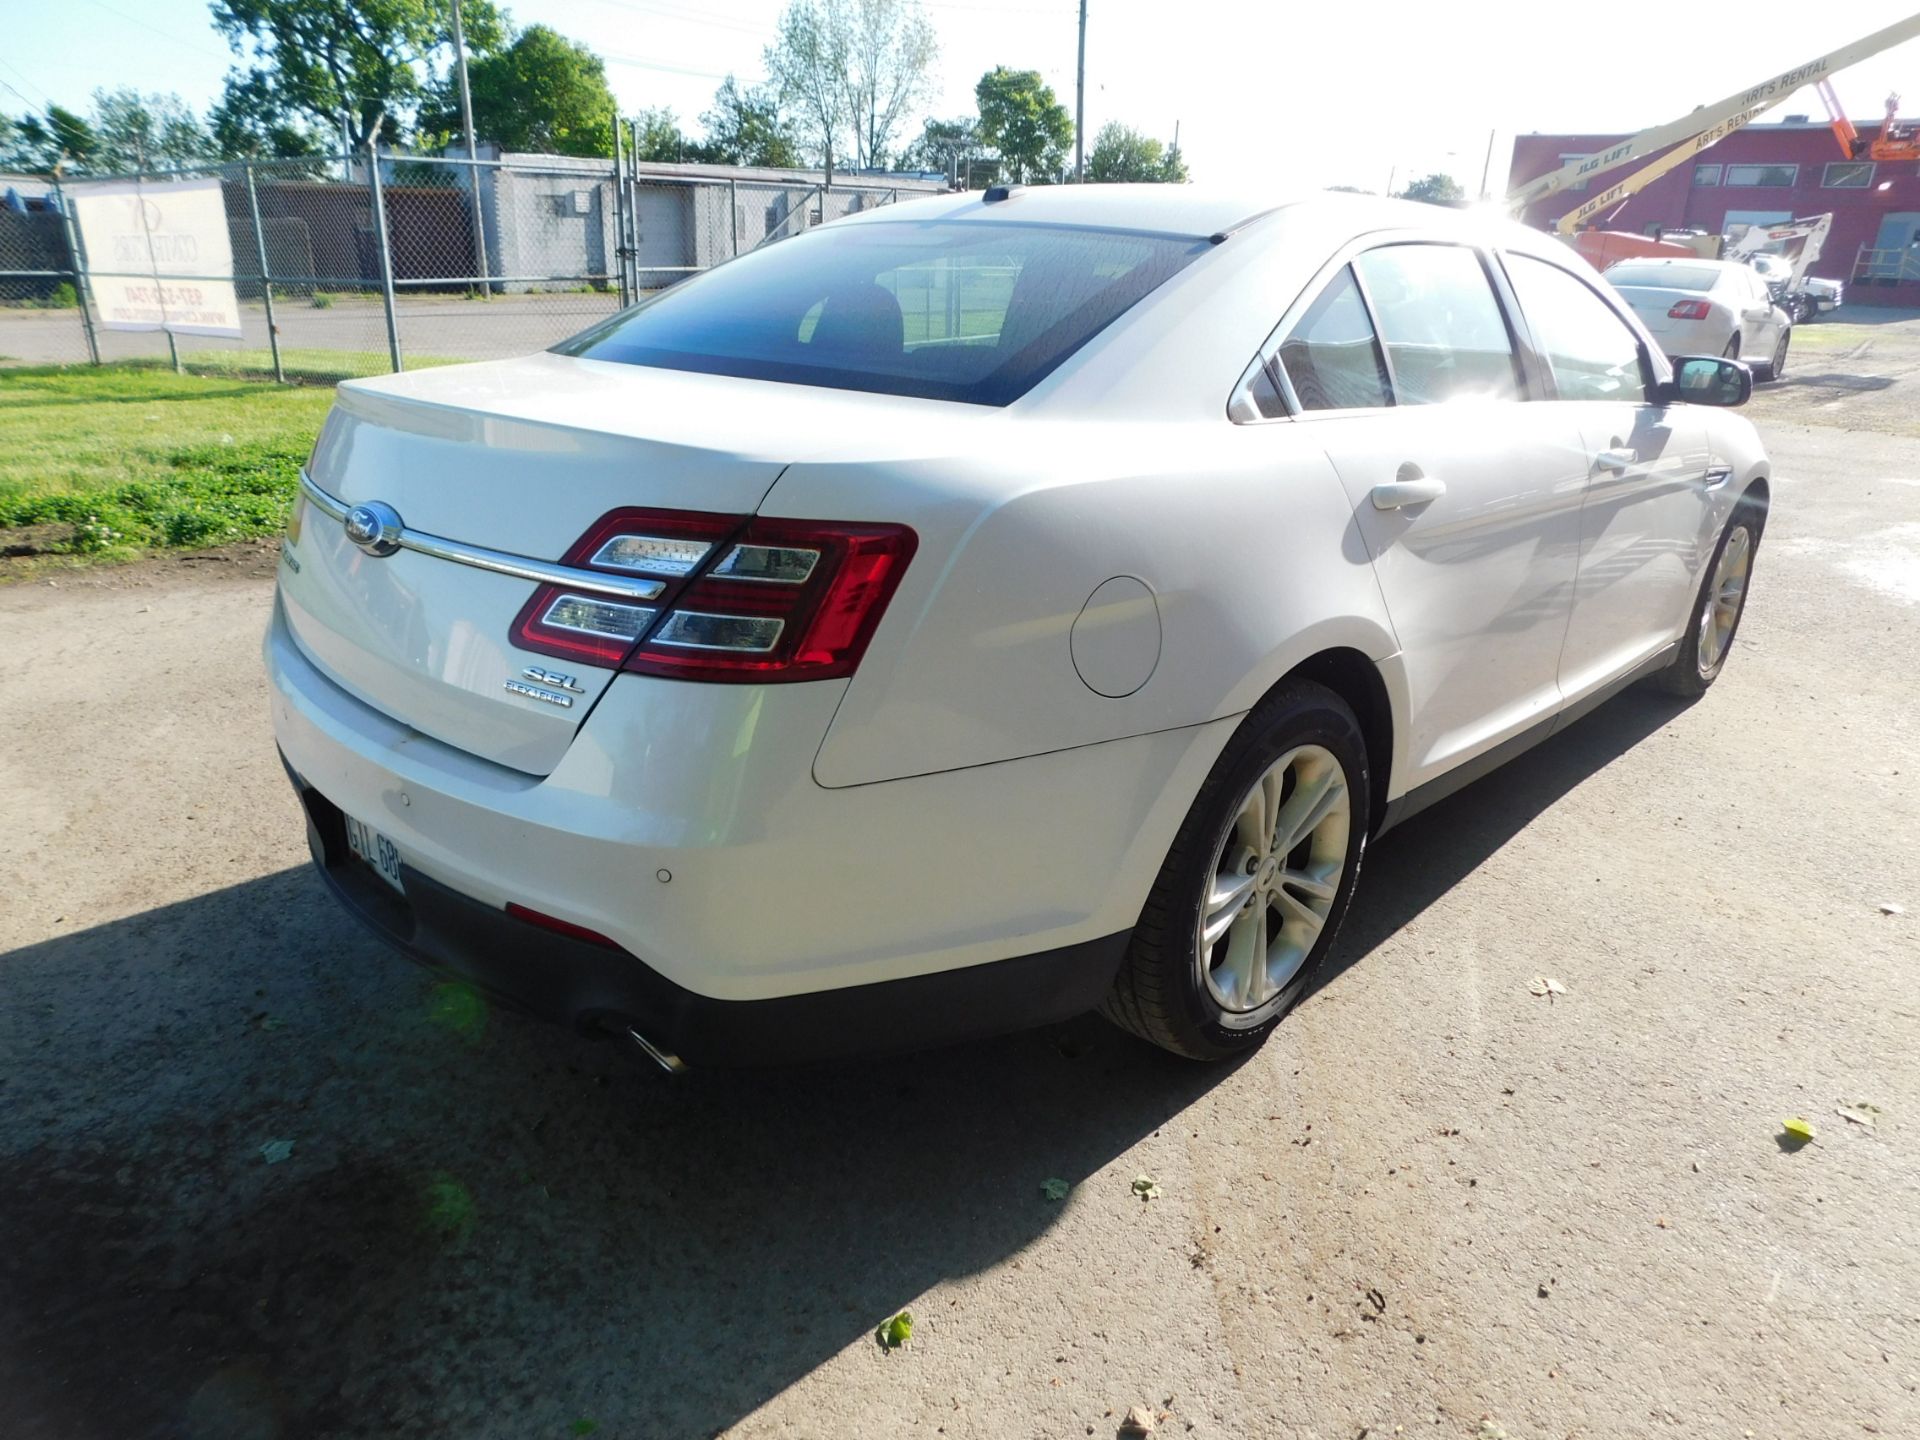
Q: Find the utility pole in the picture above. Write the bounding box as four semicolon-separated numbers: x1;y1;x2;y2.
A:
451;0;492;294
1074;0;1087;181
1478;127;1496;201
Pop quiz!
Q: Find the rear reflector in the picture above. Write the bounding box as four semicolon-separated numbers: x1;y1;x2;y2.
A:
1667;299;1713;320
506;902;623;949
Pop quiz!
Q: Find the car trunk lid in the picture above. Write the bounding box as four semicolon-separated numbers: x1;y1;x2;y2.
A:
280;354;805;775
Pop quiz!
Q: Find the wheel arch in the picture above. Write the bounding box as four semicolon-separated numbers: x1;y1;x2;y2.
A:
1269;646;1397;837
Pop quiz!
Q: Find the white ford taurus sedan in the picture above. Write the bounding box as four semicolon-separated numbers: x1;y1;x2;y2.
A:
1604;256;1792;381
268;186;1768;1069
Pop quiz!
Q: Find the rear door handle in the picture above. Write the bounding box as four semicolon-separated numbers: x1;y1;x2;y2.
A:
1594;448;1637;474
1370;477;1446;510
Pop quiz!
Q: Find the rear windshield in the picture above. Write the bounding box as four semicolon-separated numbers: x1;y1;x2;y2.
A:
554;220;1209;406
1605;263;1720;292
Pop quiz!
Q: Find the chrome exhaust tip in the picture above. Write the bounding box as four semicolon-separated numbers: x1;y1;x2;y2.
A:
624;1025;687;1076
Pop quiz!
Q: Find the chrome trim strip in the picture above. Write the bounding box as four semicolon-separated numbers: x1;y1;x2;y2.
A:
298;472;666;602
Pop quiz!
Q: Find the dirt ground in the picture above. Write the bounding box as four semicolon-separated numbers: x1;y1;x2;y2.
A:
2;327;1917;1440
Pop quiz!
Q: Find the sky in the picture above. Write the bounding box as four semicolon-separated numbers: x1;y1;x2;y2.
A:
5;0;1920;193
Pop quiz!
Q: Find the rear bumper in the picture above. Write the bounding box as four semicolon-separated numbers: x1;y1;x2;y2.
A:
289;759;1129;1067
266;594;1236;1057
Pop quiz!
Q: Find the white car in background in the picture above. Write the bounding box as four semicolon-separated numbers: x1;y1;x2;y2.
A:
1604;256;1792;380
268;188;1770;1071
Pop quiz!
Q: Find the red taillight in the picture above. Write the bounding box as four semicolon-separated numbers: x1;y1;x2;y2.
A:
510;507;744;667
508;509;916;683
1667;299;1712;320
624;518;917;683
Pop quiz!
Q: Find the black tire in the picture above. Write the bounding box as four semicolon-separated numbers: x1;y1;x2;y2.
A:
1100;680;1370;1061
1648;498;1764;699
1760;327;1788;382
1722;334;1741;360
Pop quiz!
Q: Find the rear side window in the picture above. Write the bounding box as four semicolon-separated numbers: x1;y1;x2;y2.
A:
554;220;1208;406
1275;265;1392;412
1506;254;1646;402
1353;244;1521;404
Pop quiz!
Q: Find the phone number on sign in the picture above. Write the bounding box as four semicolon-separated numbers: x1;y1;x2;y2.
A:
119;284;209;306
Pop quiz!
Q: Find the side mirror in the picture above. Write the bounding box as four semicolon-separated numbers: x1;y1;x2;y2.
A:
1656;356;1752;408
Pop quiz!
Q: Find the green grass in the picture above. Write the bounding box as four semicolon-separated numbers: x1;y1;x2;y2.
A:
0;363;335;562
121;348;462;385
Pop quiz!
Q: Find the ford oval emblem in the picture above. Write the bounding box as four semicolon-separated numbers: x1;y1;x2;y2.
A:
343;501;403;557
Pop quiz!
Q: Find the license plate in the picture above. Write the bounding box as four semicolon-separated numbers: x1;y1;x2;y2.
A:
344;814;405;895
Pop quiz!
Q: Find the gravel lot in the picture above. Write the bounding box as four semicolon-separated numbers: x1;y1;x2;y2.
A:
2;327;1917;1440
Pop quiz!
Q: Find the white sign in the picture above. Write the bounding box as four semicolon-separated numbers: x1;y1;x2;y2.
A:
68;177;243;337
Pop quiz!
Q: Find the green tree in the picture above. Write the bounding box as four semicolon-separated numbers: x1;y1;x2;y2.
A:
5;105;98;175
209;71;325;159
209;0;507;152
974;67;1071;184
1085;122;1186;183
764;0;853;180
842;0;937;170
1397;172;1465;206
89;90;210;172
898;115;981;178
421;25;614;157
700;76;800;168
628;107;721;164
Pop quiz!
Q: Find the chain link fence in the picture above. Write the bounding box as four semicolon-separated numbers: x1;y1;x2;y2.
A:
0;153;945;383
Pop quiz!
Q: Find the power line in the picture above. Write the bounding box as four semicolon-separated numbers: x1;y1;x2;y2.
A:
600;51;737;82
70;0;232;63
0;55;56;110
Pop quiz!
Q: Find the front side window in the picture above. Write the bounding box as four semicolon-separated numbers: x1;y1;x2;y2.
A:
1274;265;1392;412
1506;253;1645;403
555;220;1208;406
1353;244;1521;405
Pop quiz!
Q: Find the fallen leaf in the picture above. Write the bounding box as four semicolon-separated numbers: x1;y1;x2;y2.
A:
1836;1101;1883;1130
259;1139;294;1165
1781;1116;1816;1144
570;1422;598;1437
1527;976;1566;998
1120;1404;1155;1434
876;1311;913;1350
1877;902;1904;916
1041;1177;1070;1202
1475;1421;1509;1439
1131;1175;1160;1202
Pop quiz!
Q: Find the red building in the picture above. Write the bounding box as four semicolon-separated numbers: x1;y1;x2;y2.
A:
1509;117;1920;307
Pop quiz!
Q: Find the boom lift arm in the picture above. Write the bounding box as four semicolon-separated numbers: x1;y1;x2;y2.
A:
1508;13;1920;232
1821;81;1920;161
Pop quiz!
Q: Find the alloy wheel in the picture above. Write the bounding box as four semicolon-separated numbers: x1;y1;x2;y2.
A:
1697;524;1752;676
1196;745;1352;1014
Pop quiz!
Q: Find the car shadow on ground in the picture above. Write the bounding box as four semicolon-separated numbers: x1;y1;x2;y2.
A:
0;688;1691;1440
1312;685;1691;995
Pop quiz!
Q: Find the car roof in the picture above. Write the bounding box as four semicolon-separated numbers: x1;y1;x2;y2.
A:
838;183;1520;244
1608;256;1738;269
